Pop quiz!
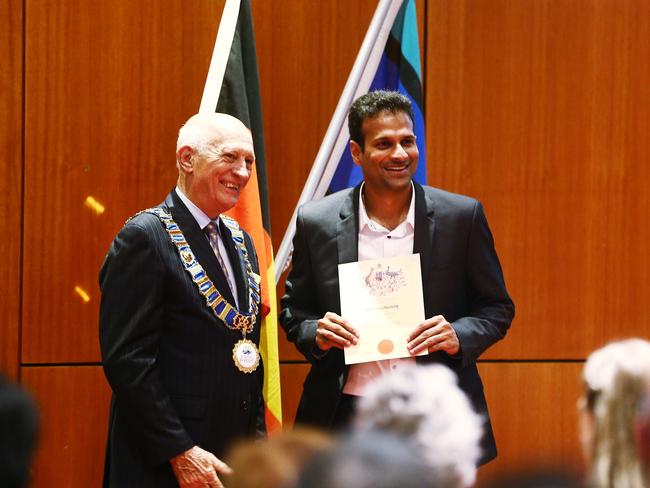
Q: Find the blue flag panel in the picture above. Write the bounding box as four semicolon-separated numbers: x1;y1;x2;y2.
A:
330;0;426;193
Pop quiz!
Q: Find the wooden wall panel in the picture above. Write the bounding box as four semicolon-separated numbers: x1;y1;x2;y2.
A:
22;0;224;362
0;0;23;379
259;0;377;255
426;0;650;359
22;366;111;487
477;362;585;483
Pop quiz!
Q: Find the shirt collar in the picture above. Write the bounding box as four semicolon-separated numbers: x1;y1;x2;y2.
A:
358;181;415;236
175;186;217;230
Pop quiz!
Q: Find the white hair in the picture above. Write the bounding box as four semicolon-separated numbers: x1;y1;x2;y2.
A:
582;338;650;488
354;364;483;488
176;114;221;156
583;339;650;393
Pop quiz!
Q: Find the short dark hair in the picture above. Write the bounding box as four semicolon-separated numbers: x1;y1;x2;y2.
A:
0;375;39;488
348;90;414;150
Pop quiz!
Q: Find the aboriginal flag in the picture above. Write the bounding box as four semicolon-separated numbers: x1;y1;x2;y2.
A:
215;0;282;433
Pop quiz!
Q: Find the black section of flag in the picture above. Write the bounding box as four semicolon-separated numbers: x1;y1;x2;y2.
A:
384;34;424;111
216;0;272;233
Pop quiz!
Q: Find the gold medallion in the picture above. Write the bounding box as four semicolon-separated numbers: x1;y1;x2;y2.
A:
232;339;260;373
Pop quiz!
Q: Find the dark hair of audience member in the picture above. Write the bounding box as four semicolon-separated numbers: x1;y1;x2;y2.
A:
0;374;39;488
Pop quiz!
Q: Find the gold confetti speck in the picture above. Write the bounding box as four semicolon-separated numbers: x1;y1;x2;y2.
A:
74;286;91;303
84;196;105;215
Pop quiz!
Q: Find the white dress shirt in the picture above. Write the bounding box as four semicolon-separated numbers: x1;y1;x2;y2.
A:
343;182;417;396
175;187;240;308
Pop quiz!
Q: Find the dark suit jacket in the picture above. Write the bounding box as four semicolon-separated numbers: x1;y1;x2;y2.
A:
279;182;514;464
99;190;265;487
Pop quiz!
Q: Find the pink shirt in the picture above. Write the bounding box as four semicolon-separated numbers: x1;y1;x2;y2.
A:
343;183;417;396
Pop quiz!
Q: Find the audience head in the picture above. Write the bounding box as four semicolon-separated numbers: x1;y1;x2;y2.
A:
579;338;650;488
482;467;583;488
353;363;483;487
224;427;334;488
635;386;650;477
0;375;39;488
295;430;434;488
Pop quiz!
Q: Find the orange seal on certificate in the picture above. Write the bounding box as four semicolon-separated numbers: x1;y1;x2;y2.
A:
377;339;394;355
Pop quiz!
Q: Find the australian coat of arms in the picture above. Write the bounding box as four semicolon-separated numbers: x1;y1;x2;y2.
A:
363;263;407;297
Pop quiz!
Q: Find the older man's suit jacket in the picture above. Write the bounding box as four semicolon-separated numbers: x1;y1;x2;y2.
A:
100;190;265;487
280;182;514;464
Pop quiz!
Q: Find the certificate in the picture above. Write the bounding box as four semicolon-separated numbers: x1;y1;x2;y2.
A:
339;254;425;365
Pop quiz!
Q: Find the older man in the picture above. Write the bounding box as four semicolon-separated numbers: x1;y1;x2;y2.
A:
280;90;514;464
100;113;265;487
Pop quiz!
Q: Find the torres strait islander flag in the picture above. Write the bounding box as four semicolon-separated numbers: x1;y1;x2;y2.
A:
274;0;425;277
202;0;282;433
329;0;427;192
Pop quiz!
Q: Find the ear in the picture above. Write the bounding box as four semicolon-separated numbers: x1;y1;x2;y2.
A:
350;140;362;166
176;146;195;173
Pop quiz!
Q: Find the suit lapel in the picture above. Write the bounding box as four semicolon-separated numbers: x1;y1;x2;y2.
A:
165;191;238;307
337;185;361;265
335;186;360;381
413;182;435;291
338;183;434;284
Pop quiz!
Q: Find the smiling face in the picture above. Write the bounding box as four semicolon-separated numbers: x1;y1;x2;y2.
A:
177;115;255;218
350;110;418;196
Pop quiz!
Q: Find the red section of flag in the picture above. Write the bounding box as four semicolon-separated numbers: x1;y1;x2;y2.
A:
227;165;282;434
227;167;270;316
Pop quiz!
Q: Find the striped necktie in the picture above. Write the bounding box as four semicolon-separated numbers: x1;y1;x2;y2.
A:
204;221;235;300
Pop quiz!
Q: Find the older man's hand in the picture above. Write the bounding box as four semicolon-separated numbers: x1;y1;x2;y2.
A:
170;445;232;488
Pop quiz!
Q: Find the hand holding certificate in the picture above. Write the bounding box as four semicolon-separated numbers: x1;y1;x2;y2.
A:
339;254;427;365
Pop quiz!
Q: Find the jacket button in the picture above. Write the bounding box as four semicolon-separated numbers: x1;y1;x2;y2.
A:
241;400;249;411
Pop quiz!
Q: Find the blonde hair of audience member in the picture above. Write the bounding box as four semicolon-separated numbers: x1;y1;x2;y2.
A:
353;364;483;488
579;338;650;488
634;386;650;479
224;427;334;488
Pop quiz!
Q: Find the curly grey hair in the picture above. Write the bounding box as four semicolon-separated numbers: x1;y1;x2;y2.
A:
353;364;483;488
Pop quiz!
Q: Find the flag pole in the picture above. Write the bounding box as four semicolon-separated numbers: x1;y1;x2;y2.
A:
199;0;242;113
313;0;404;199
274;0;404;282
